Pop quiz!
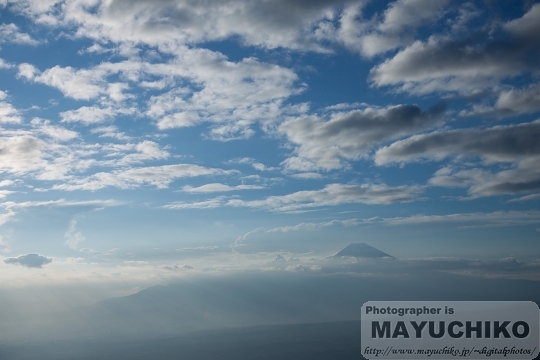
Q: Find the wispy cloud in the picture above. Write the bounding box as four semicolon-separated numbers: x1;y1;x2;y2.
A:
181;183;264;193
167;183;422;212
52;164;232;191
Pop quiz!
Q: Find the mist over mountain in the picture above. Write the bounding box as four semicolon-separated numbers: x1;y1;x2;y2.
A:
3;262;540;340
2;244;540;359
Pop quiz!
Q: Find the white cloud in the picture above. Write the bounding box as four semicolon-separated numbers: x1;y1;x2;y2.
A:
52;164;231;191
227;158;278;172
289;172;323;180
229;183;422;212
0;235;9;253
1;199;118;211
338;0;449;57
60;106;120;124
0;58;13;69
0;199;119;241
90;125;131;141
64;219;85;250
145;49;302;139
164;196;226;210
268;219;352;233
111;141;169;166
0;90;22;123
19;48;304;141
157;263;194;271
30;118;78;141
20;64;108;100
168;183;422;212
0;23;38;45
0;134;48;174
379;210;540;228
11;0;344;52
494;85;540;115
17;63;39;79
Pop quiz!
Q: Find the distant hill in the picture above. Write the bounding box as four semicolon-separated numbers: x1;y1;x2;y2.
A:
2;270;540;353
332;243;395;259
0;321;363;360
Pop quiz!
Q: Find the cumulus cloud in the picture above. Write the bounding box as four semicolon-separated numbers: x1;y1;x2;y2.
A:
18;64;109;100
0;124;180;184
280;103;445;172
11;0;348;52
145;50;302;139
0;90;22;123
0;58;13;69
19;49;303;140
0;134;48;174
465;85;540;118
338;0;450;57
0;23;38;45
494;85;540;115
369;4;540;95
4;253;52;268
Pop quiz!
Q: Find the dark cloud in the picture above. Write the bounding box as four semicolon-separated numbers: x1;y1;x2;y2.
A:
376;120;540;197
370;3;540;94
4;253;52;268
280;103;445;171
375;120;540;165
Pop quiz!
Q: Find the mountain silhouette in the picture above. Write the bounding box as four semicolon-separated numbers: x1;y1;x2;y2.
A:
333;243;395;259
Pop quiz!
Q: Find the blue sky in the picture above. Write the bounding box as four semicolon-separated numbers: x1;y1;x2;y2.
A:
0;0;540;293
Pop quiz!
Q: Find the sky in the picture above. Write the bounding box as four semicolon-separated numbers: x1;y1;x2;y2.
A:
0;0;540;298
